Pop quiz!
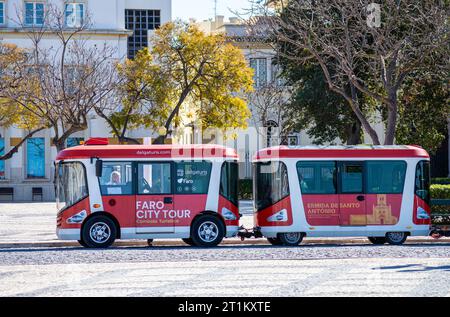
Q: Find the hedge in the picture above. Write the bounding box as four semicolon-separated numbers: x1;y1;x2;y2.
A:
431;184;450;225
238;179;253;200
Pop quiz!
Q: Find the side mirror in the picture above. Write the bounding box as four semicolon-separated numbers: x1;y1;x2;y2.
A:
95;160;103;178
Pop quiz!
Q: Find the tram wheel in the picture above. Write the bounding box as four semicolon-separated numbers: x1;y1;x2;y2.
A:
267;237;283;246
385;232;408;245
191;215;225;247
278;232;303;247
81;215;117;249
182;238;195;246
368;237;386;245
78;239;88;248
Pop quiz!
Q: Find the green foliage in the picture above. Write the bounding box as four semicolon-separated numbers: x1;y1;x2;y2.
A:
431;185;450;200
282;63;370;145
431;185;450;225
396;74;449;154
238;179;253;200
115;22;254;142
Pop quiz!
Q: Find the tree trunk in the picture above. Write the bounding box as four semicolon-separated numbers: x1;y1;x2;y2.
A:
346;119;362;145
54;139;66;153
384;91;398;145
348;100;381;145
152;135;166;145
118;136;141;145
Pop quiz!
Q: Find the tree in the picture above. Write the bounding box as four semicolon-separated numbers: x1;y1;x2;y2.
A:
0;43;48;160
3;4;119;152
248;81;293;146
281;62;370;145
115;22;254;144
251;0;449;145
396;73;450;154
94;48;168;144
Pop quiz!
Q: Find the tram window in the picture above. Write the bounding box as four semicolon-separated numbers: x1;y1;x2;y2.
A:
341;163;363;193
220;162;239;206
415;161;431;204
366;161;406;194
175;161;212;194
138;163;172;195
296;161;337;194
255;161;290;211
99;162;133;195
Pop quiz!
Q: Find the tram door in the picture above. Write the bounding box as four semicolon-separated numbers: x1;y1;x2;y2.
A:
339;162;367;226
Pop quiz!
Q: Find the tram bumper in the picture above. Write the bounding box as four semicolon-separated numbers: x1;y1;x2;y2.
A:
56;228;81;241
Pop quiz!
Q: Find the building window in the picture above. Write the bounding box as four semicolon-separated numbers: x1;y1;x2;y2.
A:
125;9;161;59
0;2;5;25
26;138;45;179
66;137;84;148
265;120;279;147
250;58;267;88
0;137;5;179
65;3;84;27
25;2;44;26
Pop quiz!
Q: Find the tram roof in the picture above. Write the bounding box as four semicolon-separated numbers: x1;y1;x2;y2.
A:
254;145;430;160
56;142;239;161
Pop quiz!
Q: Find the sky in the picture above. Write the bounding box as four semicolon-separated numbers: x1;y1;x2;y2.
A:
172;0;253;22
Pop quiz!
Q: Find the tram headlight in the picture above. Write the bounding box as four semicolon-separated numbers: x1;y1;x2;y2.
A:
417;207;430;220
67;210;88;224
267;209;288;222
221;207;237;221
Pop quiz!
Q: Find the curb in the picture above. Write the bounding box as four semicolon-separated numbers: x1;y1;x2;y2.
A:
0;237;448;249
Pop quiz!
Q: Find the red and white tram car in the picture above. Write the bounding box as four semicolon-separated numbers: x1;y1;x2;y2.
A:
55;138;240;248
253;145;432;246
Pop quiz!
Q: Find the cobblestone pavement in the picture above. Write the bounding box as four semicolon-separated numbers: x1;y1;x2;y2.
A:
1;203;449;297
0;257;448;297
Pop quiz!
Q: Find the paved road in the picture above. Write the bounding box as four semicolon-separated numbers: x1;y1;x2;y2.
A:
0;255;448;297
1;202;449;297
0;244;449;297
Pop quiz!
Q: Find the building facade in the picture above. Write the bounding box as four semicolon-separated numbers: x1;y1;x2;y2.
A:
0;0;172;201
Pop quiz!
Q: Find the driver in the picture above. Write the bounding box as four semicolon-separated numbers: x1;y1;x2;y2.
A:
108;171;121;185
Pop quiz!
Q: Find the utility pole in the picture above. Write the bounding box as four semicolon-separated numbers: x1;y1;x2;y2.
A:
213;0;218;18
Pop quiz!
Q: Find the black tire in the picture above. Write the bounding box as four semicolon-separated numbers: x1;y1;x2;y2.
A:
278;232;304;247
78;239;88;248
81;215;117;249
385;232;408;245
191;215;225;247
267;237;283;246
182;238;195;246
368;237;386;245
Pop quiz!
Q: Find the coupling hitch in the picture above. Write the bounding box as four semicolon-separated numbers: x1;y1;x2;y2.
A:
237;226;263;241
431;226;450;239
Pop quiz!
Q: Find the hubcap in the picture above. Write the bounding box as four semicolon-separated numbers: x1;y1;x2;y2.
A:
89;222;111;243
284;232;302;244
387;232;405;243
198;221;219;243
